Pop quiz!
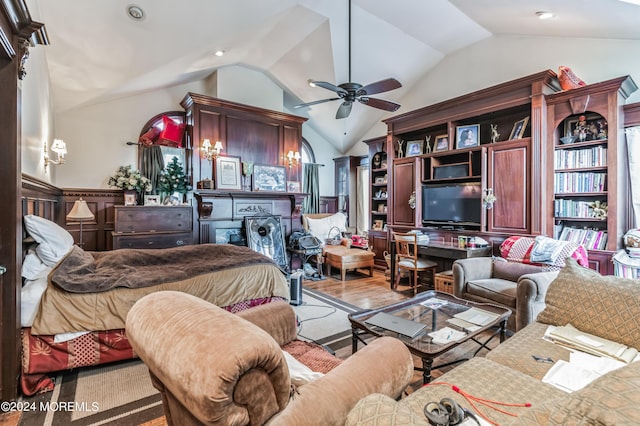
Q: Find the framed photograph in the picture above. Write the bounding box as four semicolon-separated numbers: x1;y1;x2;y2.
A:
509;116;530;140
456;125;480;149
373;219;384;231
124;192;137;206
434;134;450;152
405;140;423;157
287;181;301;193
252;164;287;192
564;113;608;142
144;195;161;206
215;156;242;190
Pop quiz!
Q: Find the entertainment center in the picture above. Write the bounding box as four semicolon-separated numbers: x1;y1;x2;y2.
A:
368;70;637;274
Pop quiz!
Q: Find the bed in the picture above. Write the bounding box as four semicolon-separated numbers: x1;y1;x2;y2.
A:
20;215;289;395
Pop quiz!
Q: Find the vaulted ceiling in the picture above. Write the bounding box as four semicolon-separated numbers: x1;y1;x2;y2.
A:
33;0;640;152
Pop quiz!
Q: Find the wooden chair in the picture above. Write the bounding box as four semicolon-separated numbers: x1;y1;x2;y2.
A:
393;232;438;295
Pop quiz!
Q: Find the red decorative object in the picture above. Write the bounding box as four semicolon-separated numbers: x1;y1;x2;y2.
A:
157;115;186;147
558;65;586;91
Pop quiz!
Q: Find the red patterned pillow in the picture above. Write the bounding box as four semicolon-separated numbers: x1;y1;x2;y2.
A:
499;236;589;270
157;115;186;147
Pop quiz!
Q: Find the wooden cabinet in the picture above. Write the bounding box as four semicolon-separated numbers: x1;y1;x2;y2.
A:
546;76;637;253
486;139;530;233
392;158;418;227
112;205;193;249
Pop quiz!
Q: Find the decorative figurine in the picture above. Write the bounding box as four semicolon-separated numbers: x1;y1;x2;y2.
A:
424;135;432;154
397;139;405;158
490;124;500;143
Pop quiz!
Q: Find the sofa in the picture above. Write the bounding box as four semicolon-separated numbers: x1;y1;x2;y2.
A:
347;258;640;425
453;236;589;331
126;292;414;426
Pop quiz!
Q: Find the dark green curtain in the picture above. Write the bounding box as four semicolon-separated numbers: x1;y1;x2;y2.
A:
302;163;320;213
141;145;165;194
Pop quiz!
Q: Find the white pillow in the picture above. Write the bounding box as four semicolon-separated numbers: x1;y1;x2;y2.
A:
306;213;347;242
281;350;324;386
21;251;49;280
20;275;50;327
23;215;74;267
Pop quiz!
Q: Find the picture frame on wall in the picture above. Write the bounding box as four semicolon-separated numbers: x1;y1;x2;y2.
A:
287;181;301;193
253;164;287;192
215;156;242;190
434;134;449;152
509;116;529;140
405;140;423;157
456;124;480;149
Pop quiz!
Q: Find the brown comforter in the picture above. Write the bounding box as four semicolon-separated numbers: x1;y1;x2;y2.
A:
32;244;289;335
51;244;278;293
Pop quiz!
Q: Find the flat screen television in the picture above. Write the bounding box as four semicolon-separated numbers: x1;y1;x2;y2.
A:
422;182;482;226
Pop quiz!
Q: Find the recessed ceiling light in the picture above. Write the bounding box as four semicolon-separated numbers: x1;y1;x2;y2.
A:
215;50;224;57
536;11;554;20
127;5;145;21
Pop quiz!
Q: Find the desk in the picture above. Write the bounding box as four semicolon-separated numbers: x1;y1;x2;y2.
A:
389;241;492;289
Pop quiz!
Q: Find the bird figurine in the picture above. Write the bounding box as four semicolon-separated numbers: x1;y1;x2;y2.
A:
558;66;586;91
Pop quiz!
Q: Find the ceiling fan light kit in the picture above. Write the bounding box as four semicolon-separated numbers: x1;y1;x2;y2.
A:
294;0;401;119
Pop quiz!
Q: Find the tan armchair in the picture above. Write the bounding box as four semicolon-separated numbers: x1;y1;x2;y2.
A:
126;292;413;425
452;257;558;331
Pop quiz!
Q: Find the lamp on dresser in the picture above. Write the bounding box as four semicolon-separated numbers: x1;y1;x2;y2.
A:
67;198;94;247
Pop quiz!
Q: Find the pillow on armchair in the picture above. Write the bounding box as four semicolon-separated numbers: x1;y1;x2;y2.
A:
500;235;588;270
305;213;347;242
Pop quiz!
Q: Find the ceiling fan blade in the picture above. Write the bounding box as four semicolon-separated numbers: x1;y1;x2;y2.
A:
336;101;353;119
311;81;348;95
358;97;401;112
358;78;402;96
293;97;341;109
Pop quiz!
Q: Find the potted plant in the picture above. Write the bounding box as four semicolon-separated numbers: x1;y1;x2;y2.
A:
157;156;192;205
108;165;152;205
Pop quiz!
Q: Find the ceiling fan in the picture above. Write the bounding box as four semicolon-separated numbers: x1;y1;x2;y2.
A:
293;0;402;119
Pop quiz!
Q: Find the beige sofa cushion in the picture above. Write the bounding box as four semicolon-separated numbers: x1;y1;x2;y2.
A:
513;361;640;425
537;258;640;350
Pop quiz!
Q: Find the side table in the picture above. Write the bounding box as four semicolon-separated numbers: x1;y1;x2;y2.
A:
434;270;454;294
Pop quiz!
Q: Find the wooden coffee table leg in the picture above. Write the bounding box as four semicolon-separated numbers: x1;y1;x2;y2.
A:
422;357;434;384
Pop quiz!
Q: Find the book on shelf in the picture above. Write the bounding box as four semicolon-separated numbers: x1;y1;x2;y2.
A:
556;225;607;250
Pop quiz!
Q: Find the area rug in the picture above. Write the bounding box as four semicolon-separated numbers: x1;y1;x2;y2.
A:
294;287;361;351
18;359;164;426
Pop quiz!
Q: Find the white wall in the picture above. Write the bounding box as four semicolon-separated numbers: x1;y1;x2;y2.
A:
21;17;53;182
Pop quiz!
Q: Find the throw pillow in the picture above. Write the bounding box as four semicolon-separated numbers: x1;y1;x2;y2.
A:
23;215;74;267
156;115;186;147
21;251;49;280
306;213;347;242
537;258;640;350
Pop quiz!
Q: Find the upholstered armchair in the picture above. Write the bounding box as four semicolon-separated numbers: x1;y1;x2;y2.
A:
452;257;558;332
126;291;413;426
452;236;588;331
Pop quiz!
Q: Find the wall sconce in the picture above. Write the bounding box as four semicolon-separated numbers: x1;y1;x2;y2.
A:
202;139;223;162
44;139;67;170
66;197;94;247
287;150;300;168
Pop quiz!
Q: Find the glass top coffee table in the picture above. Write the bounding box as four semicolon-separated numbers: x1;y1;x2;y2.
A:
348;290;511;384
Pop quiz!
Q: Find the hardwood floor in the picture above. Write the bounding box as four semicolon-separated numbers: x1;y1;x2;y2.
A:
304;268;415;309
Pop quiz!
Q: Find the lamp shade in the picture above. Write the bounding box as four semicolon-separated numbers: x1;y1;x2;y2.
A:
67;198;94;221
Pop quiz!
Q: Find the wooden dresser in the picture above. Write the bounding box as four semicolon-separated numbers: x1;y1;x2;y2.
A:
112;205;193;249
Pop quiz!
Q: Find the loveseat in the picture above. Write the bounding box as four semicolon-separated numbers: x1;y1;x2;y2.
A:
347;258;640;425
453;236;589;331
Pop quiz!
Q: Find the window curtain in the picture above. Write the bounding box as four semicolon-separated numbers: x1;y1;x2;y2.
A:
625;127;640;227
141;145;165;195
302;163;320;214
356;165;370;234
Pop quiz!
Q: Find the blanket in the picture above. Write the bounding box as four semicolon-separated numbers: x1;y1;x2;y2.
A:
51;244;278;293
